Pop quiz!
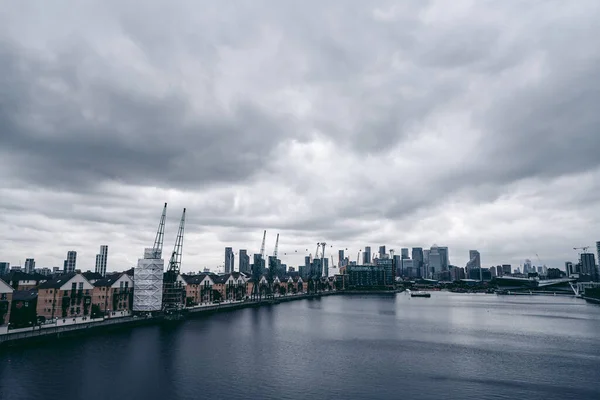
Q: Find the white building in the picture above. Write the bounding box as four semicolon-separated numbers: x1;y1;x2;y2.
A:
133;248;164;312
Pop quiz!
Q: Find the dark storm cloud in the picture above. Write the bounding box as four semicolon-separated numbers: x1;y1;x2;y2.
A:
0;39;295;191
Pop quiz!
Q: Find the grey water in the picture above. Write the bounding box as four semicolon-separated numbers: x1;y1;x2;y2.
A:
2;292;600;400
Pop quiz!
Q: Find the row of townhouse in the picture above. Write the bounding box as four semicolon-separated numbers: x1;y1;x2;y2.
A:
2;269;346;331
1;271;134;330
181;272;343;305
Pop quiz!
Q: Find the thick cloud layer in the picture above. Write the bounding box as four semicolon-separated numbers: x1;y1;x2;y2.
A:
1;1;599;273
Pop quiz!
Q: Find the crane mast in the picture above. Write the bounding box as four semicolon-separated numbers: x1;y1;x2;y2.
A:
152;202;167;259
260;230;267;259
163;208;186;312
273;233;279;258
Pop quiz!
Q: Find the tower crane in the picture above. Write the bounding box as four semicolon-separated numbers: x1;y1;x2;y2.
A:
357;250;361;264
573;246;589;253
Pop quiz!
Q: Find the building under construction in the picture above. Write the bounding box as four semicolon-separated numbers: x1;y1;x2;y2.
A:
133;203;167;313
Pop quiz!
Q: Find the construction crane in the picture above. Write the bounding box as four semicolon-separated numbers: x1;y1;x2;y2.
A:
573;246;589;253
260;230;267;259
163;208;186;314
273;233;279;259
151;202;167;259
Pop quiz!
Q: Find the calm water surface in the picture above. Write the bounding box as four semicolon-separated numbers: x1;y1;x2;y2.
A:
2;292;600;400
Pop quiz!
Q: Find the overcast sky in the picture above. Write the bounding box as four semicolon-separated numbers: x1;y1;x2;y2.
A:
1;0;599;274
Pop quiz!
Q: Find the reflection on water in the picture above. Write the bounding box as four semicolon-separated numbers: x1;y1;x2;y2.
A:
1;292;600;400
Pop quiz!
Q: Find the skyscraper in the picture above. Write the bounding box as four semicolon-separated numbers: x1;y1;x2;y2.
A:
363;246;372;265
379;246;386;259
412;247;424;278
95;245;108;276
438;247;449;271
225;247;234;273
580;253;598;282
467;250;481;270
63;251;77;273
239;249;250;274
338;249;345;267
401;248;409;259
428;246;442;278
24;258;36;274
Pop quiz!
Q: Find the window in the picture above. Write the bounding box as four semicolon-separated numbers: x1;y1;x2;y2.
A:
71;283;77;292
120;281;124;289
78;282;83;290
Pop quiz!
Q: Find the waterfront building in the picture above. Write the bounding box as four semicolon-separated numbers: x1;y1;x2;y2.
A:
24;258;35;274
502;265;512;275
1;272;47;291
63;251;77;274
346;265;386;288
225;247;234;274
37;273;94;321
0;278;13;332
95;245;108;277
92;273;134;316
580;253;598;282
133;247;164;313
8;290;38;328
184;274;215;304
239;250;250;274
375;258;394;286
565;261;575;276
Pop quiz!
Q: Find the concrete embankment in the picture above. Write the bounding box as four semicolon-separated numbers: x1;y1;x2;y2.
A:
0;292;338;348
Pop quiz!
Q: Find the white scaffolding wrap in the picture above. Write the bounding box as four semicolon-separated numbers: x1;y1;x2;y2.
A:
133;248;164;312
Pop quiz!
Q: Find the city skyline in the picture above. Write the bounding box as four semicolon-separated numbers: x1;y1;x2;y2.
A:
1;1;600;273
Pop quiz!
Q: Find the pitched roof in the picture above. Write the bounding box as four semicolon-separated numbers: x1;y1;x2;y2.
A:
93;273;125;288
212;275;228;284
82;271;104;281
12;289;38;301
182;274;207;285
38;273;78;289
2;271;47;283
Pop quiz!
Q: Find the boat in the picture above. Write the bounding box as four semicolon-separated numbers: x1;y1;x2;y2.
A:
410;291;431;298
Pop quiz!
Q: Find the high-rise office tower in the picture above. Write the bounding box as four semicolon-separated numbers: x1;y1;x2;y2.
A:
95;245;108;276
239;250;250;274
428;246;442;278
467;250;481;270
401;248;409;259
225;247;234;273
63;251;77;273
338;249;345;267
412;248;424;278
24;258;36;274
580;253;598;282
379;246;386;259
438;247;449;271
363;246;372;265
